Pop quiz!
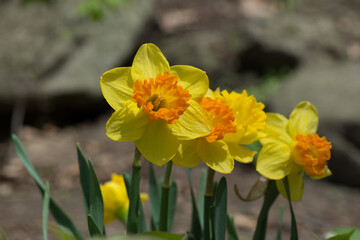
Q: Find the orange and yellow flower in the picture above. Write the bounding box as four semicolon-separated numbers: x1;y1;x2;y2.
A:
256;101;332;201
100;43;213;166
172;89;266;174
100;174;148;224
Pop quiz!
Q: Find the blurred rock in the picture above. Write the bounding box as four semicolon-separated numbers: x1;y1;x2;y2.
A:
269;62;360;187
0;0;155;129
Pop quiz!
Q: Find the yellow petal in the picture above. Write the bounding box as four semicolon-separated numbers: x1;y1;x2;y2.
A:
140;193;149;203
172;140;202;168
227;142;256;163
170;65;209;100
135;120;179;166
256;142;292;180
276;169;304;201
260;113;293;146
288;101;318;138
197;139;234;174
131;43;170;82
100;67;134;110
106;101;149;142
169;99;213;140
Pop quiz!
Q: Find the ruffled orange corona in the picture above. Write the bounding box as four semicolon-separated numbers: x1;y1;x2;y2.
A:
198;97;236;142
132;72;191;124
292;133;331;177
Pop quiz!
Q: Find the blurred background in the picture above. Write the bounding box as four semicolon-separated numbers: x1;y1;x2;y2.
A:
1;0;360;239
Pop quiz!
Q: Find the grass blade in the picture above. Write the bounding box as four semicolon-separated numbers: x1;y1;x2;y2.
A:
77;144;90;214
187;169;202;239
275;205;284;240
88;160;105;236
87;215;102;236
253;180;279;240
198;169;207;229
42;182;50;240
283;178;298;240
227;214;239;240
12;134;84;240
149;163;160;230
215;177;227;240
167;181;177;232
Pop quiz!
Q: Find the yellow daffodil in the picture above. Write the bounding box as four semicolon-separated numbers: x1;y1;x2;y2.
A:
256;101;332;201
100;174;148;224
100;43;213;166
172;89;266;174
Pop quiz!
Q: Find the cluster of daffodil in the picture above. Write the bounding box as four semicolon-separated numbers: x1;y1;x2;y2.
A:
11;43;333;240
98;43;332;239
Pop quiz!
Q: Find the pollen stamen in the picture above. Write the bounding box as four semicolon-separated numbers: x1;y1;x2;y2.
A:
132;72;191;124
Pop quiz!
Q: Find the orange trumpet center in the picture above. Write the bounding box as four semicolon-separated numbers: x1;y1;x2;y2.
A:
292;133;332;177
131;72;191;124
198;97;236;143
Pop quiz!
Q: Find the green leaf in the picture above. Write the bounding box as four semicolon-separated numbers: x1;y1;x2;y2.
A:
88;160;105;236
214;177;227;240
87;215;102;236
275;205;284;240
187;169;202;240
123;173;131;196
325;227;360;240
0;228;7;240
198;169;207;229
127;147;142;234
149;163;160;230
42;182;50;240
235;176;269;202
11;134;84;240
283;177;298;240
77;144;91;214
167;181;177;232
253;180;279;240
137;199;147;233
227;214;239;240
93;232;185;240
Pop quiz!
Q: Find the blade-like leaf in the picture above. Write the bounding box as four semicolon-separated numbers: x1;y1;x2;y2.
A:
283;177;298;240
187;169;202;239
149;163;160;229
235;176;269;202
198;169;207;229
42;182;50;240
253;180;279;240
215;177;227;240
325;227;360;240
12;134;84;240
327;229;355;240
227;215;239;240
275;205;284;240
87;215;102;237
137;199;147;233
77;144;90;214
88;160;105;236
123;173;131;196
167;181;178;232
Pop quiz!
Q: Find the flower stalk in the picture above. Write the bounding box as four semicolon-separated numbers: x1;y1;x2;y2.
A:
204;167;215;240
126;147;142;234
159;161;173;232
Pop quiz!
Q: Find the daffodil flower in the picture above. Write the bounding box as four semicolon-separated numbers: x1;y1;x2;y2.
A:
100;43;213;166
172;89;266;174
256;101;332;201
100;174;148;224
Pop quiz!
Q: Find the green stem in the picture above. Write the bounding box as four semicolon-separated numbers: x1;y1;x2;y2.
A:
126;147;142;234
159;161;173;232
283;177;298;240
204;167;215;240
